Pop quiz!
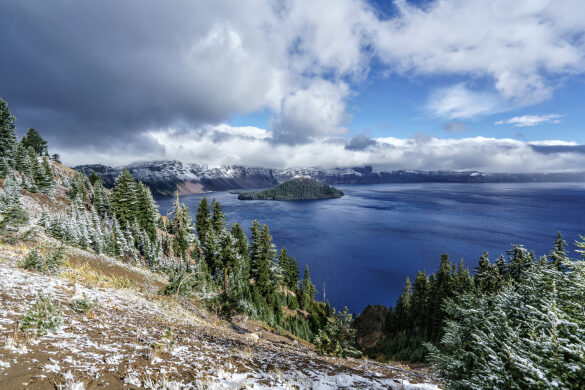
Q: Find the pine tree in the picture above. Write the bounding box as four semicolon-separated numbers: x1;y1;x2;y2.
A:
110;169;139;226
112;218;128;256
92;180;110;217
300;265;316;310
21;127;48;156
27;147;40;192
507;244;532;281
0;158;9;179
136;181;159;242
231;222;250;278
211;198;227;233
474;252;502;294
411;271;430;335
549;232;568;270
428;258;585;389
14;142;29;175
0;97;17;165
195;197;211;241
249;220;262;283
255;225;276;296
38;157;55;195
279;248;299;291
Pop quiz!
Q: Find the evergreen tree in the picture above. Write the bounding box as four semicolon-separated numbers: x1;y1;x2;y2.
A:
0;97;17;165
112;218;128;256
195;197;211;241
314;307;362;358
92;180;110;217
300;265;316;310
249;220;262;283
110;169;139;226
427;258;585;389
211;198;227;233
21;127;48;156
231;222;250;278
168;191;194;262
474;252;502;294
0;158;9;179
38;157;55;195
136;181;159;242
14;142;29;175
89;170;102;186
549;231;568;270
279;248;299;291
507;244;532;281
254;225;276;296
27;146;40;192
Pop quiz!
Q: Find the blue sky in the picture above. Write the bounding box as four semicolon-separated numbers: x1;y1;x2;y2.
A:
1;0;585;171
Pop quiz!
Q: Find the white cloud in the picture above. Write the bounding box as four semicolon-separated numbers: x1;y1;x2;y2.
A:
428;84;502;119
373;0;585;115
60;125;585;173
495;114;562;127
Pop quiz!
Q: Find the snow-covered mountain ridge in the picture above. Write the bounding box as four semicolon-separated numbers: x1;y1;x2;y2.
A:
75;160;585;197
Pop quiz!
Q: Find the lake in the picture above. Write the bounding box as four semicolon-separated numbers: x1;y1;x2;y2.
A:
157;183;585;314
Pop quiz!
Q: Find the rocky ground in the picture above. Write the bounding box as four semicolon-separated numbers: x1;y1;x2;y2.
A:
0;244;441;389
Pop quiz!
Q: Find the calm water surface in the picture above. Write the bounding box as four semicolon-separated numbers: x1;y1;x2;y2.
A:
158;183;585;313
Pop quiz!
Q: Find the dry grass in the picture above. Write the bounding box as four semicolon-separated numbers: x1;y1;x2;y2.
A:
60;262;135;290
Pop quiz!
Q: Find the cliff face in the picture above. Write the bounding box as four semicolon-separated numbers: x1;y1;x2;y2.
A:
75;160;585;198
354;304;389;350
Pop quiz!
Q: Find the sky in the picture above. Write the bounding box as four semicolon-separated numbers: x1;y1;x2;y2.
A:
1;0;584;172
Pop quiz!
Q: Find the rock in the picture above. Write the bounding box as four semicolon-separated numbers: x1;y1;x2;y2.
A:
354;304;389;350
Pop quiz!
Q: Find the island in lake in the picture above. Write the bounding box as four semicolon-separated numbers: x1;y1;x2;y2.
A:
237;177;344;200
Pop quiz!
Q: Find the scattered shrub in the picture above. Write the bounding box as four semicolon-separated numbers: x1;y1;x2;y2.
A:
20;293;63;336
71;293;98;314
21;246;65;275
314;307;362;358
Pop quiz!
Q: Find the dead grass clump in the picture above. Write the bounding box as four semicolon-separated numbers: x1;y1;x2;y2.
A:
60;263;135;290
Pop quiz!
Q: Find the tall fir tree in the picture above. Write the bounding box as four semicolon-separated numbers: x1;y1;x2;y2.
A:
231;222;250;278
136;181;159;242
21;127;48;156
0;97;17;165
300;264;316;310
92;180;110;217
110;169;139;226
211;198;227;233
195;197;211;240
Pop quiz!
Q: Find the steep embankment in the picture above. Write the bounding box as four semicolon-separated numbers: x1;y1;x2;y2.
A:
76;161;585;197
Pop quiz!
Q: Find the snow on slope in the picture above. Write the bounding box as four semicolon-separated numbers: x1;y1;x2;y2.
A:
0;249;440;389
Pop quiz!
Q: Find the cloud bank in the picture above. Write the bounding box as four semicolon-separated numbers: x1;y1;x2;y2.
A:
60;125;585;173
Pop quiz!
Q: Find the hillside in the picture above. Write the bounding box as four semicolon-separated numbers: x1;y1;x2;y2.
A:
0;159;441;389
0;98;440;389
75;161;585;198
237;177;344;200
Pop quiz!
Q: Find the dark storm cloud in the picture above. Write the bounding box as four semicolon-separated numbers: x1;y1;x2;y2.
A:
0;0;279;154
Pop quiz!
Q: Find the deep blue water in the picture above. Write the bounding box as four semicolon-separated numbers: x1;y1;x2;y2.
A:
157;183;585;314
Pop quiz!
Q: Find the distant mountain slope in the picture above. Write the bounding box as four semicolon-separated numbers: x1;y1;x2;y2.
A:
238;177;344;200
75;160;585;197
